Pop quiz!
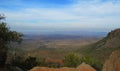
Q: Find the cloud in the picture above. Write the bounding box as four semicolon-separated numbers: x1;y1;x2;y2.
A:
0;0;120;32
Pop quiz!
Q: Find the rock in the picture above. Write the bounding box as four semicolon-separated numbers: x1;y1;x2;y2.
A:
29;63;96;71
102;49;120;71
77;63;96;71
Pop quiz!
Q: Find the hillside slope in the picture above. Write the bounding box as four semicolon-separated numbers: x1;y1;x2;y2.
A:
95;28;120;48
78;28;120;62
92;28;120;61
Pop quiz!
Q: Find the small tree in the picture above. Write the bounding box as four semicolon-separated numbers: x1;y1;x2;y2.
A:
64;53;80;67
0;14;23;66
81;55;94;65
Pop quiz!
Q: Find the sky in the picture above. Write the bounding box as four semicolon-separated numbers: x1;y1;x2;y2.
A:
0;0;120;33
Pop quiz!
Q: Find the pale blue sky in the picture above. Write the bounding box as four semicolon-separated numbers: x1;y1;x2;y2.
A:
0;0;120;33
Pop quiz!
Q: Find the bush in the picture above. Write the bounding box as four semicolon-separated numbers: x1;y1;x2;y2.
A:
92;61;103;71
64;53;81;67
11;56;38;71
36;57;45;66
0;14;23;67
81;55;94;65
24;56;37;70
81;55;103;71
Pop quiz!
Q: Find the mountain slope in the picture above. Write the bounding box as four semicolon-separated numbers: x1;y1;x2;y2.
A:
102;29;120;71
95;28;120;48
77;28;120;62
93;28;120;61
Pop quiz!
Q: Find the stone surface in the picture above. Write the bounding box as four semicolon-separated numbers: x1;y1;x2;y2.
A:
77;63;96;71
102;49;120;71
30;63;96;71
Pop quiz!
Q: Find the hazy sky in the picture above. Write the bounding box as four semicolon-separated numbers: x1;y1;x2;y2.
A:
0;0;120;32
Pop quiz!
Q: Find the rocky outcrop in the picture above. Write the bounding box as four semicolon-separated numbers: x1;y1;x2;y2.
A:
77;63;96;71
102;49;120;71
30;67;76;71
29;63;96;71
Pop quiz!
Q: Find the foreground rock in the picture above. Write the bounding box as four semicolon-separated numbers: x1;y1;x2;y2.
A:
29;63;96;71
102;49;120;71
77;63;96;71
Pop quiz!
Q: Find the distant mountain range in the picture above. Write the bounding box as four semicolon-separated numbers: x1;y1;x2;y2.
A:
23;31;107;40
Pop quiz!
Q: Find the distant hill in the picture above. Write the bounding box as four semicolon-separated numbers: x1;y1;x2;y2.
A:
23;31;106;41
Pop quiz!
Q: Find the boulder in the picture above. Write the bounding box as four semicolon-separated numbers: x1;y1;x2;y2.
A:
77;63;96;71
29;63;96;71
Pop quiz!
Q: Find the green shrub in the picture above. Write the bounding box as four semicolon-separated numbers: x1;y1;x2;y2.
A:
81;55;103;71
81;55;94;65
12;56;38;71
64;53;81;67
